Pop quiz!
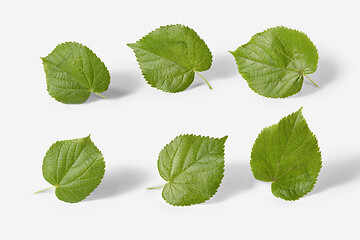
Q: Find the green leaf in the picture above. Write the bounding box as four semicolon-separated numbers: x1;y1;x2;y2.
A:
38;135;105;203
42;42;110;104
250;108;322;200
154;134;227;206
230;26;319;98
128;24;213;92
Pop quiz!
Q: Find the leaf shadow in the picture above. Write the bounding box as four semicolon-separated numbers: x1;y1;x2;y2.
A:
86;166;149;201
86;70;142;103
312;156;360;194
187;52;238;91
295;51;338;97
208;52;238;80
207;161;255;204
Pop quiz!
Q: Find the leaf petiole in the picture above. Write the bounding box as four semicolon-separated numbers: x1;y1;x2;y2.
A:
92;91;108;99
34;186;56;194
147;184;166;190
194;70;212;90
303;73;319;88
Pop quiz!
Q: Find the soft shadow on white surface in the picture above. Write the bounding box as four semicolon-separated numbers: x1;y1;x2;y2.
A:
188;53;238;90
86;166;148;201
207;161;255;204
86;71;142;103
312;156;360;194
208;53;238;80
295;54;338;97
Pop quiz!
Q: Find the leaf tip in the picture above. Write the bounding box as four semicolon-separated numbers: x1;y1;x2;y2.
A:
297;106;304;114
228;50;235;56
221;135;229;142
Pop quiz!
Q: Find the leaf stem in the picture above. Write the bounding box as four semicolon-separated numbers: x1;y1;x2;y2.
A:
147;184;166;190
34;186;56;194
194;70;212;90
303;74;319;88
92;91;108;99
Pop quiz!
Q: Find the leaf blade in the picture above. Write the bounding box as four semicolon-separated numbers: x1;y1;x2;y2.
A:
128;24;212;92
42;135;105;203
231;26;318;98
250;108;322;200
157;134;227;206
42;42;110;103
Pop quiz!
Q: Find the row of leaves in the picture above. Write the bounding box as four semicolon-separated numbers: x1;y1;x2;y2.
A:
42;25;319;104
36;108;322;205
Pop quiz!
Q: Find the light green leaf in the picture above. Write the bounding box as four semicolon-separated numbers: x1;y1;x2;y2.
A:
42;42;110;104
38;135;105;203
230;26;319;98
250;108;322;200
128;24;213;92
153;134;227;206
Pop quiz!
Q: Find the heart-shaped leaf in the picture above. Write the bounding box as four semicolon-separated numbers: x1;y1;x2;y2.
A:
151;134;227;206
230;26;319;98
128;25;213;92
42;42;110;103
37;135;105;203
250;108;322;200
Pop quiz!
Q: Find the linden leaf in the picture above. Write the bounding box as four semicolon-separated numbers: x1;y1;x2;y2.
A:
37;135;105;203
230;26;319;98
42;42;110;104
250;108;322;200
128;24;213;92
151;134;227;206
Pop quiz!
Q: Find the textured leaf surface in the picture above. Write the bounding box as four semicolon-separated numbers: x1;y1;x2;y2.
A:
42;42;110;103
250;108;322;200
128;24;212;92
42;135;105;203
157;134;227;206
230;26;318;98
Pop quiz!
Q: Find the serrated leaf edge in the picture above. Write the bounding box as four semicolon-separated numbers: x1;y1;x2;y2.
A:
43;135;106;203
42;41;111;103
250;108;322;201
127;24;213;93
230;26;319;99
159;134;227;206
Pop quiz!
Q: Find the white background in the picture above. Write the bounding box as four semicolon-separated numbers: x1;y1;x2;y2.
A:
1;0;359;239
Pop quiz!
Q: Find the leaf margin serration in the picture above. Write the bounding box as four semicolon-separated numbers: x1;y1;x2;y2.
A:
42;135;106;203
158;134;227;206
42;41;111;104
127;24;213;93
230;26;319;99
250;107;322;201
